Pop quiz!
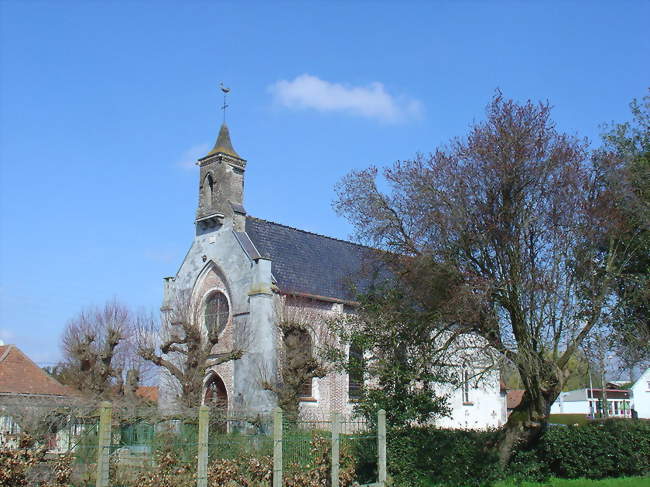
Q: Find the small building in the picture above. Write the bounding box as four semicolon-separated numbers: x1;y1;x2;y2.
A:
630;368;650;419
0;344;77;450
550;387;632;418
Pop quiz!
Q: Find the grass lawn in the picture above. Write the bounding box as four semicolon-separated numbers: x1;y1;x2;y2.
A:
494;477;649;487
547;414;590;425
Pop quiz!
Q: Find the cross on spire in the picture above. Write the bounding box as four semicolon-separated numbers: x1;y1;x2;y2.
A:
220;82;230;123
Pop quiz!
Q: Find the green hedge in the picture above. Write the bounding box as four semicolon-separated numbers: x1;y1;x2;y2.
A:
381;426;500;487
538;419;650;479
369;419;650;487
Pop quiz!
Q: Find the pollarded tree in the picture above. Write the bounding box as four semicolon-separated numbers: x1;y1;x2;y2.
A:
334;92;645;464
59;299;139;398
137;290;245;408
260;296;328;420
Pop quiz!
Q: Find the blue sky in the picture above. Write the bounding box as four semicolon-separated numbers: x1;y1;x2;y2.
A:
1;1;648;365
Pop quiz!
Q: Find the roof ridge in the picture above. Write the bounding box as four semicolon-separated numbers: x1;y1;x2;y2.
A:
246;215;373;250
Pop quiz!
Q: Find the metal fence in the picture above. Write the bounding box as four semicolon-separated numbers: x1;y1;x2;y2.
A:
0;401;386;487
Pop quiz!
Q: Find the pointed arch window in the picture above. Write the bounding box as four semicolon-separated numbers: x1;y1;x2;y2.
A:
283;327;314;399
204;174;215;207
204;291;229;336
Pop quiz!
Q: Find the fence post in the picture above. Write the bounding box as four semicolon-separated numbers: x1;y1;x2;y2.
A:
378;409;386;486
95;401;112;487
331;412;341;487
197;405;210;487
273;407;283;487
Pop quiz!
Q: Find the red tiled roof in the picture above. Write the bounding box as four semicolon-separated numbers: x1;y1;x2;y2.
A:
0;345;75;397
507;389;525;410
136;386;158;403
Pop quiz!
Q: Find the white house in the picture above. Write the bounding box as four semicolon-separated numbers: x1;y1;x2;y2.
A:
550;387;632;418
434;371;507;429
630;368;650;419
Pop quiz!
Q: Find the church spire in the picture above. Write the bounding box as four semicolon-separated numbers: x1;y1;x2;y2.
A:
195;85;247;232
204;84;242;159
206;123;241;159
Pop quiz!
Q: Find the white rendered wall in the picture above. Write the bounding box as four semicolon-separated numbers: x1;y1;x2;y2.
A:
434;369;504;430
550;399;590;415
631;368;650;419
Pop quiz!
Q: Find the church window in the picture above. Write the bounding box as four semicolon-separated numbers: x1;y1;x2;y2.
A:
348;343;364;400
283;327;314;399
204;174;215;207
204;291;229;336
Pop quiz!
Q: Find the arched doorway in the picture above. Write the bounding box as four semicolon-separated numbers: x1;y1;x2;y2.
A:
204;373;228;433
204;373;228;408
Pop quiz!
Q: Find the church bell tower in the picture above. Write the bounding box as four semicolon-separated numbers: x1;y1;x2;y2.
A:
195;117;247;232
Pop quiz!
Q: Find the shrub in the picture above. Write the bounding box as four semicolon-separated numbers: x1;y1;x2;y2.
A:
0;436;72;487
376;426;501;487
537;419;650;479
0;437;45;487
370;419;650;487
505;449;548;483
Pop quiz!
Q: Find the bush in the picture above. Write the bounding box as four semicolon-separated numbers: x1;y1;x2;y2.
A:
505;449;548;483
537;419;650;479
369;419;650;487
0;436;72;487
377;426;501;487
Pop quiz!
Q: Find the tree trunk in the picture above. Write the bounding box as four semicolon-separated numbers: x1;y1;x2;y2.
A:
498;386;560;466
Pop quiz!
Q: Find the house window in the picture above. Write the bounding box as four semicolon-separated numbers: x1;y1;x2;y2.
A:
348;343;364;400
204;291;229;336
462;369;471;404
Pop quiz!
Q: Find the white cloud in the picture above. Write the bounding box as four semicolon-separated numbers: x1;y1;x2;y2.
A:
0;328;15;345
176;143;210;169
269;74;423;123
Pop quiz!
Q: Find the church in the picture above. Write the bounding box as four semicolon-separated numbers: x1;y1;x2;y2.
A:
160;114;507;429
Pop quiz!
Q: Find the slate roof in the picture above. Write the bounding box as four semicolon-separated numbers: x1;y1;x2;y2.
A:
0;345;75;397
245;216;383;302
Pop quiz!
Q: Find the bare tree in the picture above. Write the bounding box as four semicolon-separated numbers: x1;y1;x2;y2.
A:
137;290;245;408
58;299;140;399
259;296;328;419
333;92;645;464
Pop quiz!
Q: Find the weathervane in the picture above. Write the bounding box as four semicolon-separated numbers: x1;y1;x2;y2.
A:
220;82;230;122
